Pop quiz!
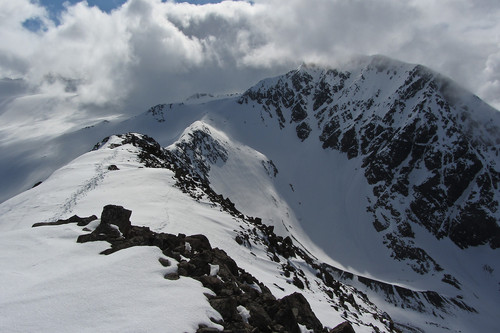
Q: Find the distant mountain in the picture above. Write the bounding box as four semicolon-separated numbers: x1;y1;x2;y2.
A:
0;55;499;332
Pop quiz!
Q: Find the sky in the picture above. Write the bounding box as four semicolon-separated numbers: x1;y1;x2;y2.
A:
1;0;500;124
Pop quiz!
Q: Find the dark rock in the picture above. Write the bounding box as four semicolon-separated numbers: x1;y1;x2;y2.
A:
313;79;333;111
212;248;239;276
372;218;389;232
210;297;240;322
107;165;119;171
77;222;122;243
196;326;220;333
330;321;356;333
158;257;171;267
47;204;407;332
164;273;179;280
277;292;324;332
73;215;99;226
235;235;244;245
449;202;500;248
185;234;212;252
422;291;446;309
246;303;274;331
33;214;98;228
153;233;183;252
296;121;312;141
340;126;358;159
199;276;224;294
100;204;132;236
291;103;308;123
441;274;461;290
188;252;212;277
292;276;305;289
178;260;195;276
238;63;500;260
320;118;341;150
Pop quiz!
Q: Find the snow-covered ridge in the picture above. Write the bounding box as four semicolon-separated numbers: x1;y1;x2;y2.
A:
6;131;486;331
184;92;241;104
1;55;499;332
0;131;399;332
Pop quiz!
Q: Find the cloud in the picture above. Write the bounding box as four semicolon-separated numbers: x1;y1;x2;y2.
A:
1;0;500;126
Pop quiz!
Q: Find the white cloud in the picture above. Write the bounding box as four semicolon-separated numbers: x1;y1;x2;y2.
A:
1;0;500;122
479;48;500;106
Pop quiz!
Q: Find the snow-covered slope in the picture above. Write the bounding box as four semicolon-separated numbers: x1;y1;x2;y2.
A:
0;133;395;332
1;55;499;332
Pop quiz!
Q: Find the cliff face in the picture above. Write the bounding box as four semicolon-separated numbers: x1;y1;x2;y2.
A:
238;56;500;274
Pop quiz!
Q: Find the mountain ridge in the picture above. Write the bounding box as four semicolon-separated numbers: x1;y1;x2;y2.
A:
0;55;499;332
235;56;500;261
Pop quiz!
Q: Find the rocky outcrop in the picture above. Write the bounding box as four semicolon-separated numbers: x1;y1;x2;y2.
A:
330;321;356;333
35;205;339;333
167;123;229;183
33;214;97;228
76;205;132;243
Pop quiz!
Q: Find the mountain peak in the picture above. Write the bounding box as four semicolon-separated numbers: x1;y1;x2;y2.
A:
238;55;500;267
1;55;499;333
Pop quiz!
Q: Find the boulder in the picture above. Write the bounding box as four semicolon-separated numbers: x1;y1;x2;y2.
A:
330;321;356;333
100;204;132;236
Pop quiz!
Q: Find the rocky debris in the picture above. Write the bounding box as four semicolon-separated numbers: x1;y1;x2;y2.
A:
93;133;173;169
76;205;131;243
87;132;476;331
233;200;476;327
296;122;312;141
233;215;405;331
330;321;356;333
38;205;339;333
199;264;328;332
146;103;170;122
33;214;97;228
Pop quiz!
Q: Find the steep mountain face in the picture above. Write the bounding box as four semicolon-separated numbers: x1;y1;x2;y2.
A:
1;55;499;333
237;56;500;274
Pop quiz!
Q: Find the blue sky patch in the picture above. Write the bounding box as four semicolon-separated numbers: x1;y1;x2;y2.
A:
22;16;46;32
37;0;225;16
27;0;225;29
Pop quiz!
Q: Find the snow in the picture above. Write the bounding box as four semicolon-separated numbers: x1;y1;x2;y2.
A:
0;145;229;332
236;305;250;324
0;137;383;331
0;225;222;333
0;56;499;332
298;323;313;333
209;264;219;277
